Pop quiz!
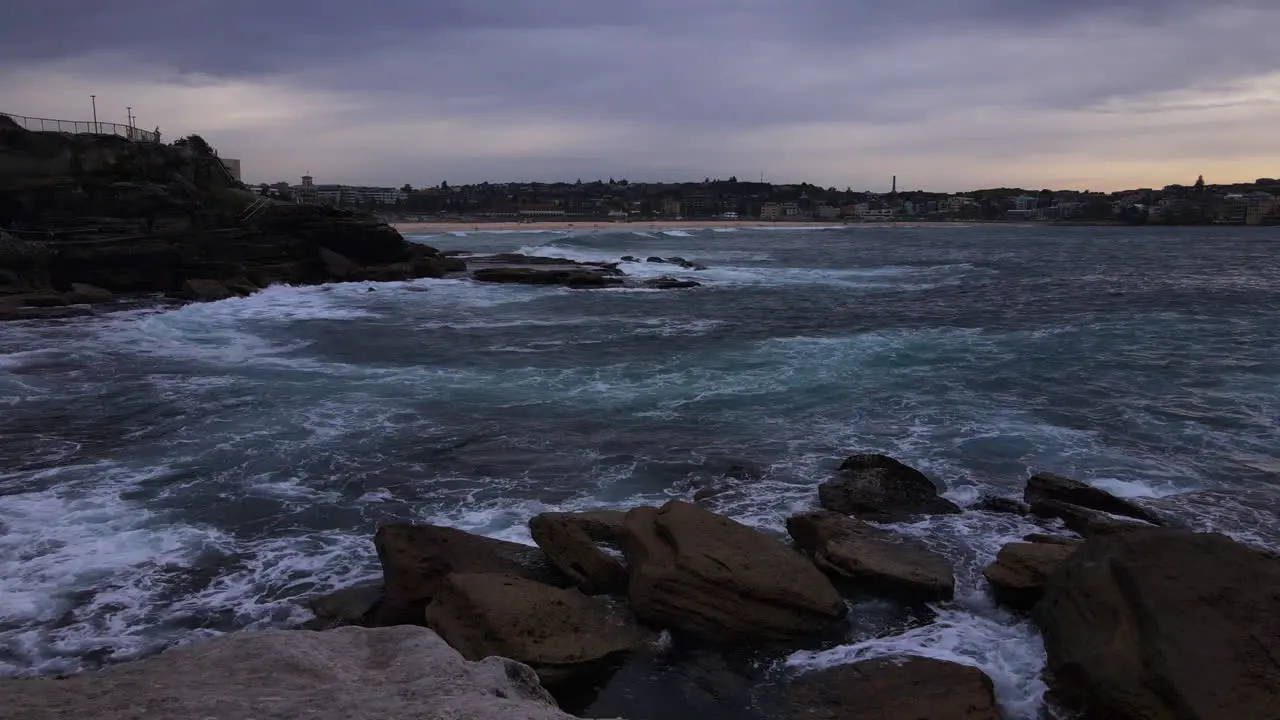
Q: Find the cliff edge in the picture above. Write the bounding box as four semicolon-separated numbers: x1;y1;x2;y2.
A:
0;116;462;319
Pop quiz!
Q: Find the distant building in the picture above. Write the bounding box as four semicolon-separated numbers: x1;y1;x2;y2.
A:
290;178;408;207
816;204;840;219
294;175;317;204
760;202;782;219
661;198;682;216
220;158;242;182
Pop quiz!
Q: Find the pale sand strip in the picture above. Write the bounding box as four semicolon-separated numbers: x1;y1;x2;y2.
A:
392;220;845;233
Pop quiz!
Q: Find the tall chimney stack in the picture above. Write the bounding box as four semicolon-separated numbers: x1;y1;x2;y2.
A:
892;175;897;193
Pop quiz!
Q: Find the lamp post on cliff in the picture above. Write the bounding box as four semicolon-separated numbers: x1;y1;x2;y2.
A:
90;94;98;134
126;106;133;140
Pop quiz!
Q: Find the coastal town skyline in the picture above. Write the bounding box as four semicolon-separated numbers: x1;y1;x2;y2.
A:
3;1;1278;190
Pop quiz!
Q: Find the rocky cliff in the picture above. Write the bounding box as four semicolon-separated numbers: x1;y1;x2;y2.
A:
0;117;462;319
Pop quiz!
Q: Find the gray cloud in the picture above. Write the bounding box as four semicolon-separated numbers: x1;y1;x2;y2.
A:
1;0;1278;188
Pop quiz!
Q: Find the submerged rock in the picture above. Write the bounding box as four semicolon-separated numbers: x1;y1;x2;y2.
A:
787;511;954;602
373;524;564;626
0;626;582;720
529;511;629;595
644;276;701;289
818;454;962;521
982;541;1076;610
788;655;1002;720
425;573;648;688
472;267;622;288
1036;529;1280;720
620;501;846;644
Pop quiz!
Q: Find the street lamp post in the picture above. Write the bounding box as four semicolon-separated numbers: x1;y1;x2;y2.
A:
90;94;98;134
126;106;133;139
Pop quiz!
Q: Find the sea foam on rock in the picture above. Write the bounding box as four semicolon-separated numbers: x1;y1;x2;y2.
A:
0;626;588;720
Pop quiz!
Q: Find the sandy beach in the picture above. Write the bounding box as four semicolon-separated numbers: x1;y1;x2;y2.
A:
392;219;844;233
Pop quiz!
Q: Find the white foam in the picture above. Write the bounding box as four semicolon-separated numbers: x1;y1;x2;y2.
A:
788;608;1047;720
660;230;694;237
0;462;225;675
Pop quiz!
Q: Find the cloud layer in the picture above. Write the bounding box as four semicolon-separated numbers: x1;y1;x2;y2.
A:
2;0;1278;189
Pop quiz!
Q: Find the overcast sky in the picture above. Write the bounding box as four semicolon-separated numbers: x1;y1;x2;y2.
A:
2;0;1278;190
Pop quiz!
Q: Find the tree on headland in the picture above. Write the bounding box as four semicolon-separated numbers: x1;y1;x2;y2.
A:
440;180;449;190
401;183;413;193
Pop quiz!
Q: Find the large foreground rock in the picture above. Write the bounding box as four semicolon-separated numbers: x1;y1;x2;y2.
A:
788;656;1001;719
374;524;563;626
0;626;583;720
620;501;846;644
787;511;954;602
1036;529;1280;720
982;541;1076;610
426;573;647;688
529;511;629;595
818;454;962;520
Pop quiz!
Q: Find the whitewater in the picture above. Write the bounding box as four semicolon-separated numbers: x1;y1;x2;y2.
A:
1;224;1277;719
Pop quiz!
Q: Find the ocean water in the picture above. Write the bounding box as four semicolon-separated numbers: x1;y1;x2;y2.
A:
1;225;1278;717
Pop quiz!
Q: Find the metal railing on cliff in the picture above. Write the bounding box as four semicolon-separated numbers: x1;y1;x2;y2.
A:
0;112;160;142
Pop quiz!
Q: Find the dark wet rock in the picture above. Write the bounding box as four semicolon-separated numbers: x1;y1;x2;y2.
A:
472;267;622;288
1;626;581;720
982;541;1077;610
425;573;648;688
181;278;232;302
319;246;358;280
1030;499;1156;537
373;524;564;626
15;293;69;307
788;655;1002;720
350;262;416;283
818;454;962;521
621;255;640;262
620;501;846;645
0;303;95;321
1024;471;1165;525
787;511;954;602
304;581;383;630
65;282;115;304
1024;532;1081;545
645;256;666;263
529;511;629;595
644;276;701;289
1036;529;1280;720
223;277;260;297
973;494;1028;515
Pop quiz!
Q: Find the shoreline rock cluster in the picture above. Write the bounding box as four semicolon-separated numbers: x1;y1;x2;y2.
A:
2;440;1276;720
299;453;1280;719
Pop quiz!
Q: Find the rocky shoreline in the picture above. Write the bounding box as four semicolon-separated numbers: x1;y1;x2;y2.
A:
7;453;1276;719
0;119;703;322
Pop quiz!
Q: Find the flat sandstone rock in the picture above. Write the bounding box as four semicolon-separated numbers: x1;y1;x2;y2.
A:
0;626;586;720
